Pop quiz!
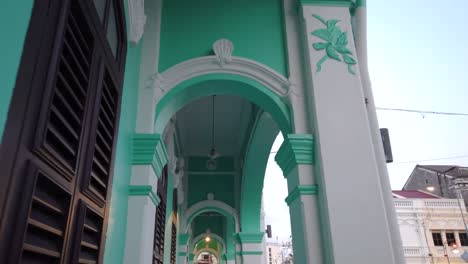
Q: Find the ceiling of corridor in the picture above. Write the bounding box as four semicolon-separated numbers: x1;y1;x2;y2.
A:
175;95;258;158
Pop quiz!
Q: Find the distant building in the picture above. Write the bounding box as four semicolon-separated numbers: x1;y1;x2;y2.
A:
394;190;468;263
265;242;282;264
265;241;293;264
403;165;468;204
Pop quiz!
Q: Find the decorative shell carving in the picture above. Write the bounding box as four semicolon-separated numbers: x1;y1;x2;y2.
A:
212;39;234;66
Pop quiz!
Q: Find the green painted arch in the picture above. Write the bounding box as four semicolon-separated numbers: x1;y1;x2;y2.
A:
192;234;225;253
240;111;280;232
153;73;292;135
184;205;237;233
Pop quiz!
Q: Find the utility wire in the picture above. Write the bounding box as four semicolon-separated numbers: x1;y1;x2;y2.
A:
391;155;468;164
376;107;468;117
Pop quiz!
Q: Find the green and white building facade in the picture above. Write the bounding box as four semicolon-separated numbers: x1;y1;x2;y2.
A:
0;0;404;263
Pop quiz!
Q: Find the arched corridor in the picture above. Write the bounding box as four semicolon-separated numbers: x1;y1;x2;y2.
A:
0;0;404;263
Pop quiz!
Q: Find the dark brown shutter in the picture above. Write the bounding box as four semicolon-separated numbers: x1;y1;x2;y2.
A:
0;0;127;263
153;167;168;264
170;223;177;264
170;189;178;264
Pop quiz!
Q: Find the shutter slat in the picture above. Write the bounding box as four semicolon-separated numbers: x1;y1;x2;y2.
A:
99;104;115;132
99;86;115;119
57;73;84;110
67;12;91;55
28;219;64;237
96;130;112;153
63;39;89;83
60;54;86;88
33;196;64;215
23;243;61;258
47;124;77;157
50;105;79;140
64;28;90;68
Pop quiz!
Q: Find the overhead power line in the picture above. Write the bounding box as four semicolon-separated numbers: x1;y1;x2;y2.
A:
376;107;468;117
391;155;468;164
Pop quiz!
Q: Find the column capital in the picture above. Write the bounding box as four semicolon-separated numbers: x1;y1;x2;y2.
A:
234;232;265;244
300;0;353;7
275;134;314;177
128;185;160;207
285;184;319;206
132;133;168;178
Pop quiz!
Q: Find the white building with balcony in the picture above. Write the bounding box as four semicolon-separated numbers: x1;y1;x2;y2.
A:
394;190;468;263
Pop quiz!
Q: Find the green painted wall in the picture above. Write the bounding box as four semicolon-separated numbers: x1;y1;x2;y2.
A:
194;238;223;252
188;156;235;172
0;1;34;140
159;0;287;75
193;215;225;240
187;157;235;208
103;29;142;264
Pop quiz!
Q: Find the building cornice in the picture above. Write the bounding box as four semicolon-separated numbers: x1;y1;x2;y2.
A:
132;133;168;178
275;134;314;177
234;232;265;244
285;185;319;206
128;185;160;207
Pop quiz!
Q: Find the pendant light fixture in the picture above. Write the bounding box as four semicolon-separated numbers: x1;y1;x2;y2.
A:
207;95;219;170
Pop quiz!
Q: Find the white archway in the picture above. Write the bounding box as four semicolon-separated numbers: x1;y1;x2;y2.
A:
190;233;226;254
152;54;291;97
183;200;239;233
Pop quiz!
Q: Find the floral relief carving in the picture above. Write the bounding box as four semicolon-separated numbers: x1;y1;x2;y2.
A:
310;14;357;75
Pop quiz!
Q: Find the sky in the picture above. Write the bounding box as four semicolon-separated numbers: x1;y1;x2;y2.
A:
263;0;468;243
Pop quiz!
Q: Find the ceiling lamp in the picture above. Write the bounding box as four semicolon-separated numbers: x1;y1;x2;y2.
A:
205;229;212;242
207;95;220;170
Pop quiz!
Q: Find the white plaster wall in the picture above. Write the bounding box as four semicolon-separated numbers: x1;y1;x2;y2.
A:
301;5;396;263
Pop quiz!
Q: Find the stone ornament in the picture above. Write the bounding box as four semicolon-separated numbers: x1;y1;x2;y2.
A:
311;14;357;75
212;39;234;66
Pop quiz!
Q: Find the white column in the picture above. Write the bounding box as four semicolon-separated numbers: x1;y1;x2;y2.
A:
124;194;158;264
235;232;265;264
124;134;168;264
353;2;406;263
299;3;401;263
275;134;323;264
177;233;190;264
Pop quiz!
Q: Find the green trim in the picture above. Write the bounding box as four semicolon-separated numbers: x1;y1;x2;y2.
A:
285;185;319;206
131;133;168;178
178;233;190;245
275;134;314;177
223;252;235;260
300;0;352;7
355;0;366;7
235;232;265;244
236;251;263;255
177;252;187;257
186;206;235;227
128;185;160;207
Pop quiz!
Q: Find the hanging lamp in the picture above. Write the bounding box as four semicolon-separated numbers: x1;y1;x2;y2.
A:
207;95;219;170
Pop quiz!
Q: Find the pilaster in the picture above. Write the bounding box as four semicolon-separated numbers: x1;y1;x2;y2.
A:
234;232;265;263
299;2;401;263
124;133;168;264
275;134;323;264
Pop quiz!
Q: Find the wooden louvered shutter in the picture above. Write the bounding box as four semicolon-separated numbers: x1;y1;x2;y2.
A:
170;189;178;264
0;0;126;263
153;167;168;264
170;223;177;264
